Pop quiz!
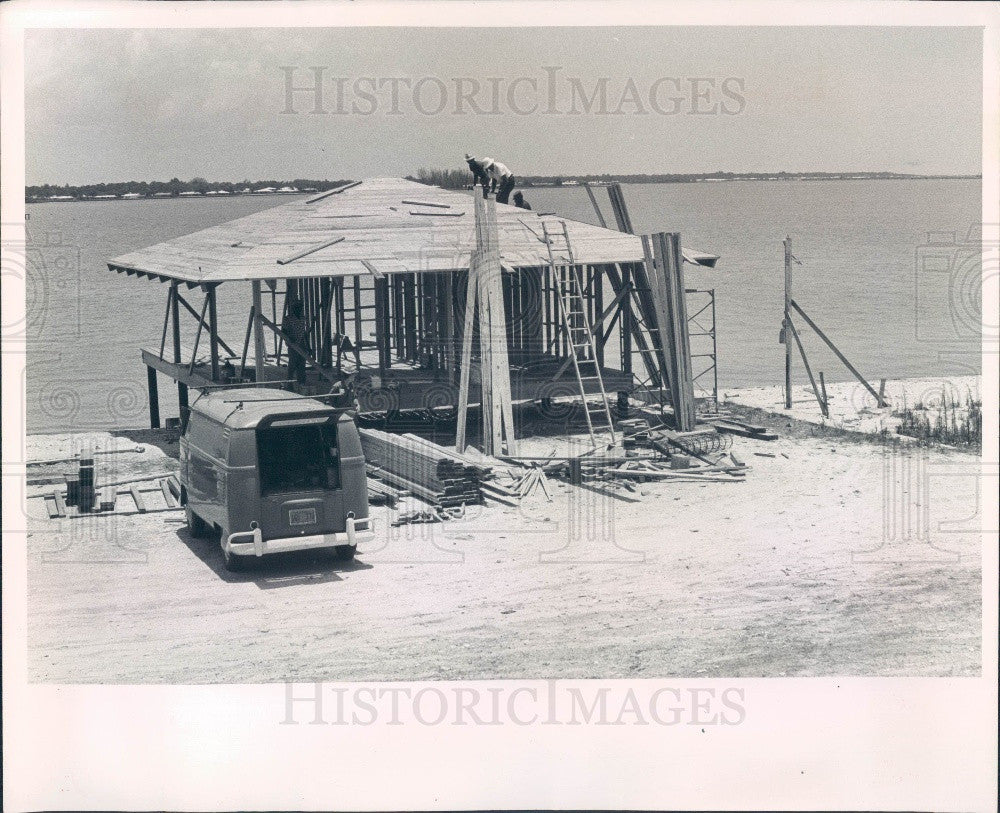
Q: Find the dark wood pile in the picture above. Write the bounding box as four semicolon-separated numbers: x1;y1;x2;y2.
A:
360;428;485;508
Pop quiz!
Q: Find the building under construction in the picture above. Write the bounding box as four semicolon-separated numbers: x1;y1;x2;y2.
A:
109;177;719;453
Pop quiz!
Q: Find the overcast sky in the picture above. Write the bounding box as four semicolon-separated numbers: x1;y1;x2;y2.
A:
25;26;982;185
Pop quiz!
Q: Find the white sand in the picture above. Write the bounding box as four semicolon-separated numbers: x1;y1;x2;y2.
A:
722;375;981;439
24;424;981;682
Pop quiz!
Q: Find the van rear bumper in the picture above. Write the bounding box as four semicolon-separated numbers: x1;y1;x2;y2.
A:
227;517;374;557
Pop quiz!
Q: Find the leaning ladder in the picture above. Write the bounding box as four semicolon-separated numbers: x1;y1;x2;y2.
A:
542;220;616;447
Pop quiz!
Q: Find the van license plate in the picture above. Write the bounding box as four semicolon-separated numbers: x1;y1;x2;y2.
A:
288;508;317;526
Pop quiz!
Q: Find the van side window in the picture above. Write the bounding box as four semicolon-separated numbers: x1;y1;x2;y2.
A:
257;420;340;495
187;416;221;459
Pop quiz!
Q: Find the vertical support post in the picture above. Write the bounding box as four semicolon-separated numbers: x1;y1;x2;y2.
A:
207;285;220;382
146;366;160;429
621;264;633;376
252;280;266;385
352;275;363;368
784;236;792;409
443;272;455;379
819;372;828;408
170;282;188;418
375;277;391;373
456;264;479;452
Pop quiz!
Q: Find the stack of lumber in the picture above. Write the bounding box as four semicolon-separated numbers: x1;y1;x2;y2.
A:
360;428;485;508
367;477;408;506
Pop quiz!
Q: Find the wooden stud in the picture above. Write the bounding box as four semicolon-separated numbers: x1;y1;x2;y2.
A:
146;366;160;429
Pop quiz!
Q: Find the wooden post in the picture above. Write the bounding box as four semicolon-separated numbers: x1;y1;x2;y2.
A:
653;233;696;431
819;371;828;406
456;264;479;453
207;285;220;382
170;282;187;418
146;366;160;429
783;237;792;409
584;183;609;228
252;280;266;384
374;277;391;373
790;299;886;407
786;315;829;418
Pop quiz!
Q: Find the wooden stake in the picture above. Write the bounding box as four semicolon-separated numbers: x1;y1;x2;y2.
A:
790;300;885;407
784;237;792;410
786;315;829;417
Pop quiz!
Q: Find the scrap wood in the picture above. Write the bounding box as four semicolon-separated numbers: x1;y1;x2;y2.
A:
392;509;443;527
480;481;520;506
714;419;778;441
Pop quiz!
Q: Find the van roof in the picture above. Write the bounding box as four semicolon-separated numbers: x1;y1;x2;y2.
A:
188;388;338;429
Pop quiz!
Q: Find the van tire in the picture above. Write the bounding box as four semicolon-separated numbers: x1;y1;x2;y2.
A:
222;543;249;572
334;544;356;562
186;506;209;538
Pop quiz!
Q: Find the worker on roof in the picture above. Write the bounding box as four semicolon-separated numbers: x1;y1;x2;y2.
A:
465;154;491;193
512;191;531;210
484;159;516;205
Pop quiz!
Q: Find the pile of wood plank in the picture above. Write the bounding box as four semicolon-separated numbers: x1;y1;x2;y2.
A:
713;417;778;441
366;477;408;506
360;428;486;508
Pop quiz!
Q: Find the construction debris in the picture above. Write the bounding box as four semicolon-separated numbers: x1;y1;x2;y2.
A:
713;418;779;440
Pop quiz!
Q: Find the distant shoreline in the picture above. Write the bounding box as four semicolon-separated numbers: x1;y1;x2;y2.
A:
25;172;980;203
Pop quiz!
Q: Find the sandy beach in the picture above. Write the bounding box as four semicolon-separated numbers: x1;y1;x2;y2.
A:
23;390;982;683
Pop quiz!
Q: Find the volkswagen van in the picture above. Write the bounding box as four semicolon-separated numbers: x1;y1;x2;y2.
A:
180;389;373;571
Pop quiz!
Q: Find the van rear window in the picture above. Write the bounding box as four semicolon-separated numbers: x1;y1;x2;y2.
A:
257;421;339;495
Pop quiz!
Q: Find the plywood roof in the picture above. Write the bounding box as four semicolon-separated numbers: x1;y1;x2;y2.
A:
107;177;708;285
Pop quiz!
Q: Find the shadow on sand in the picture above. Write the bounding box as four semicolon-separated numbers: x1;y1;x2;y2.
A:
174;527;372;589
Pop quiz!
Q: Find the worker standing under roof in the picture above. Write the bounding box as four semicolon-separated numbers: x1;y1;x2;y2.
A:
465;154;491;194
283;297;307;390
485;158;516;204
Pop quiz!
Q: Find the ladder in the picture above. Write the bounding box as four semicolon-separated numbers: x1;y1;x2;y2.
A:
542;220;616;446
338;275;379;369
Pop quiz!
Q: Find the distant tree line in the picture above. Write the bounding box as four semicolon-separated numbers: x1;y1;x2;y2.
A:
30;169;980;201
25;177;352;201
408;168;980;190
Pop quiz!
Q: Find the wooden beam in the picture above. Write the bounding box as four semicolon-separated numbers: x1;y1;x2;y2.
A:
784;237;793;409
305;180;361;204
207;285;220;382
276;236;345;265
790;299;886;406
170;282;188;418
146;366;160;429
175;289;236;357
257;312;339;384
786;314;829;417
187;293;210;375
251;281;266;384
402;199;451;208
583;183;609;228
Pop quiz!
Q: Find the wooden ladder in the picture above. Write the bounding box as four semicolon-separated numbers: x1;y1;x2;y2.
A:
542;220;617;447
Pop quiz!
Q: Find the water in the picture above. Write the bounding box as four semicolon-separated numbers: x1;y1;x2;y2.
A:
25;180;981;433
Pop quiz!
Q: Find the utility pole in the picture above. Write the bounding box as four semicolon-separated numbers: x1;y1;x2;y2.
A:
783;236;792;409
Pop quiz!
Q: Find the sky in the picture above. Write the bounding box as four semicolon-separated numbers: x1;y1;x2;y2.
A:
25;26;983;185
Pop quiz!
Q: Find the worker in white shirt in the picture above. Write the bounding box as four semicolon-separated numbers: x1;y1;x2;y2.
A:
484;159;516;204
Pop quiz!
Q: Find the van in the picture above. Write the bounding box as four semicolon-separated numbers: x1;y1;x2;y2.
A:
180;389;374;571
